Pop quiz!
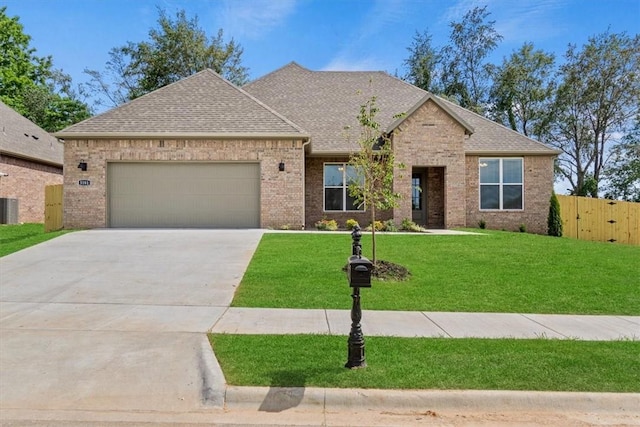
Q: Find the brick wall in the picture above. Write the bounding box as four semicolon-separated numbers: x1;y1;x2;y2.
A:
0;154;63;223
465;155;555;234
63;138;305;229
392;99;467;228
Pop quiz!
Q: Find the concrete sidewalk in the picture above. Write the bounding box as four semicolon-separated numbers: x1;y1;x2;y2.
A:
212;307;640;341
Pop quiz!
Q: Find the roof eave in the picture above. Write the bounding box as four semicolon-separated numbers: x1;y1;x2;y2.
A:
54;132;310;141
465;149;562;156
0;149;63;167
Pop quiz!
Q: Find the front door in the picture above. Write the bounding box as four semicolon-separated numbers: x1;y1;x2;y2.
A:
411;172;426;225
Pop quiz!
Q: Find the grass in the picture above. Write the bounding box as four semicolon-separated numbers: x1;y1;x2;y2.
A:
232;231;640;315
209;334;640;392
0;223;73;257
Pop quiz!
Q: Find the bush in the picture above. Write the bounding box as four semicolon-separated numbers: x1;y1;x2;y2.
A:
478;219;486;229
345;219;359;230
519;224;527;233
400;218;424;232
547;191;563;237
315;218;338;231
383;219;398;232
365;220;384;231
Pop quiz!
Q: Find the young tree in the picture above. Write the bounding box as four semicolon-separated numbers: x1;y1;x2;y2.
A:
489;42;556;138
547;191;563;237
604;114;640;202
403;30;440;93
85;8;249;107
348;96;403;266
546;31;640;196
0;7;90;131
440;5;503;113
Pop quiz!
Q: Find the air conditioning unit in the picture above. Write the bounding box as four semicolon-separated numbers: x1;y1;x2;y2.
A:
0;198;19;224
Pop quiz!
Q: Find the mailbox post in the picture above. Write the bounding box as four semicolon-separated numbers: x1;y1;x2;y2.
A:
345;225;372;369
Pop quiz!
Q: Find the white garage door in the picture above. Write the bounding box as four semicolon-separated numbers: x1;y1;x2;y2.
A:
108;162;260;228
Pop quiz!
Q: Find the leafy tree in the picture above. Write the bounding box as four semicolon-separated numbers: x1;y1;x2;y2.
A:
348;96;403;265
604;114;640;201
0;6;90;131
546;31;640;196
489;42;556;138
403;30;440;93
85;8;249;107
440;6;503;113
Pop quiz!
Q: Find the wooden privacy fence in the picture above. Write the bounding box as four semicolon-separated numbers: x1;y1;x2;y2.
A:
44;184;63;232
557;195;639;245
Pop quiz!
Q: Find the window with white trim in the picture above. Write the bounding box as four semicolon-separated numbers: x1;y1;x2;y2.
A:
479;158;523;210
323;163;364;211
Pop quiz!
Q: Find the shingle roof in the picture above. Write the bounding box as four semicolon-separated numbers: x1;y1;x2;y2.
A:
56;69;306;139
0;101;63;166
244;62;558;155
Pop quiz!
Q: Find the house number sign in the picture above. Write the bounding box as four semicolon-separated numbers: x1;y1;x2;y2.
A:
79;180;91;186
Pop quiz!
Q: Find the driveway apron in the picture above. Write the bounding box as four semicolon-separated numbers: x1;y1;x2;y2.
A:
0;229;263;414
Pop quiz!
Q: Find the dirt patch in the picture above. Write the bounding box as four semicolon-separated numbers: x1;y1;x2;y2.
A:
343;259;410;282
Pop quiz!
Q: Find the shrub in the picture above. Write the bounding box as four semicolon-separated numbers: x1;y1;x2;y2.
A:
478;219;486;229
383;219;398;232
315;218;338;231
345;219;359;230
400;218;424;232
365;220;384;231
519;224;527;233
547;191;563;237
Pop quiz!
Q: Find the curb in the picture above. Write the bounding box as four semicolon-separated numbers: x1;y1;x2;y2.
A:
224;386;640;414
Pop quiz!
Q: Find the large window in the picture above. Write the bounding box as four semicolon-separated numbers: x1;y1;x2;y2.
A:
479;158;523;210
324;163;364;211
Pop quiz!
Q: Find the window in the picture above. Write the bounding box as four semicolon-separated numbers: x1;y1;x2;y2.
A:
479;158;523;210
324;163;364;211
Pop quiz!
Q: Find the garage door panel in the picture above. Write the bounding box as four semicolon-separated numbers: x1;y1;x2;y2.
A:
108;163;260;228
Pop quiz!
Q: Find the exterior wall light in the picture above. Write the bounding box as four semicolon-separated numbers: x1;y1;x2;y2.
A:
78;161;87;171
279;161;285;172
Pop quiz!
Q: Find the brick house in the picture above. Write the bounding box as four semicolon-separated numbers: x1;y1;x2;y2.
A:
56;63;559;233
0;101;64;223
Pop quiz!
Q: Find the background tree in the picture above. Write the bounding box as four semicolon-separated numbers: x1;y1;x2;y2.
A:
604;114;640;201
545;31;640;196
489;42;556;138
348;96;402;266
440;6;503;113
403;30;440;93
85;8;248;107
0;6;89;131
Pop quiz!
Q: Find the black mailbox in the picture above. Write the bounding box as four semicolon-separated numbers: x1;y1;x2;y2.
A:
347;255;372;287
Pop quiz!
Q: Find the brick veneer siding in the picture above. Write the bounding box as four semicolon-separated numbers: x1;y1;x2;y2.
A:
392;99;467;228
465;155;555;234
0;154;62;223
63;138;305;229
304;156;392;229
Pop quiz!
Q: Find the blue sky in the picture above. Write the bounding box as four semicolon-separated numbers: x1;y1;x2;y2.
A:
5;0;640;93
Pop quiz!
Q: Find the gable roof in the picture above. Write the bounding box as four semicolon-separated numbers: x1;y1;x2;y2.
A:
56;69;307;139
0;100;63;166
244;62;559;156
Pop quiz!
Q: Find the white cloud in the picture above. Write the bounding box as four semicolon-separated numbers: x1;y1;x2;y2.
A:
321;56;388;72
218;0;298;39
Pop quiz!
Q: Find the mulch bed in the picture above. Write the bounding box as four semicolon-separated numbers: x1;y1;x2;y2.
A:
343;259;410;282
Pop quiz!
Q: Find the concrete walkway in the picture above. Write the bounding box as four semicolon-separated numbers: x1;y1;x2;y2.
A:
212;307;640;341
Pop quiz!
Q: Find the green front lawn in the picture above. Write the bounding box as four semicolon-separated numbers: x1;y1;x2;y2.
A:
0;223;73;257
210;334;640;392
232;231;640;315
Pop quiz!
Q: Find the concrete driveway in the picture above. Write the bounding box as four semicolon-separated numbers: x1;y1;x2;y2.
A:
0;229;263;416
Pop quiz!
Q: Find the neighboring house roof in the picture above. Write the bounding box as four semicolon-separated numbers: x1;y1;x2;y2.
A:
56;69;307;140
0;100;63;167
245;62;559;156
